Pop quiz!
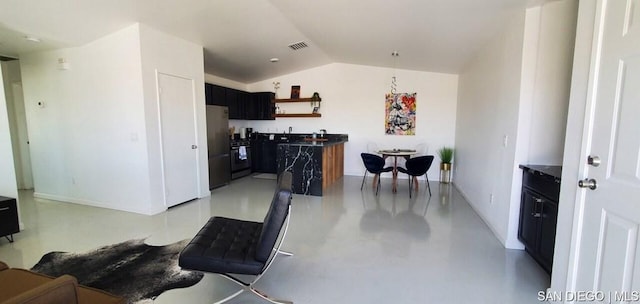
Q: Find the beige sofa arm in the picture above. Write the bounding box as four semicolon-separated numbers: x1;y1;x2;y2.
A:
3;275;79;304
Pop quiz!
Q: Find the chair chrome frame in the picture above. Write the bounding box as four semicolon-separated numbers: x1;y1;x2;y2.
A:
213;205;294;304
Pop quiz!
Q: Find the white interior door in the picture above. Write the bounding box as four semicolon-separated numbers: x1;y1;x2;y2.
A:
158;72;199;207
571;0;640;296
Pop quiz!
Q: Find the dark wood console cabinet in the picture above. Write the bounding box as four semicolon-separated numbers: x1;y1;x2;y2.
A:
0;196;19;242
518;165;561;274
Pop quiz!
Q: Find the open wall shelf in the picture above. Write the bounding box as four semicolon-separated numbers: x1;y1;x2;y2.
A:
273;97;321;103
273;95;321;118
273;113;321;118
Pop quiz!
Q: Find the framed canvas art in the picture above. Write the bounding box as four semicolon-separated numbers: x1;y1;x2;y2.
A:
290;85;300;99
385;93;416;135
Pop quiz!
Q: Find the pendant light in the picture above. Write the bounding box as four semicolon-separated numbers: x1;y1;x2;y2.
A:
390;51;399;94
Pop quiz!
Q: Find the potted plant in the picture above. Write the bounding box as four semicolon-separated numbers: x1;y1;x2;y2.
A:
438;147;454;183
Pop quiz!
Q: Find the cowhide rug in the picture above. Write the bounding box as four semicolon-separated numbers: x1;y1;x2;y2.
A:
31;239;203;304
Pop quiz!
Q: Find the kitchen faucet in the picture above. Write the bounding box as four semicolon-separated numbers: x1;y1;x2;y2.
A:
288;126;292;134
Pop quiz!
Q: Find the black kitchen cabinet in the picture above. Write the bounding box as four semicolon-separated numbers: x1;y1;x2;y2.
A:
251;138;272;173
242;92;273;120
246;97;257;120
227;88;241;119
205;83;213;105
205;83;228;106
251;139;262;172
252;92;275;120
0;196;19;242
262;140;278;173
251;137;281;174
254;139;278;173
204;83;274;120
538;199;558;265
228;89;250;119
211;84;227;106
518;165;561;274
238;91;250;119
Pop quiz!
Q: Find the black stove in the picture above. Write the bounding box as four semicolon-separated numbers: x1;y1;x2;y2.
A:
230;140;251;147
230;140;251;179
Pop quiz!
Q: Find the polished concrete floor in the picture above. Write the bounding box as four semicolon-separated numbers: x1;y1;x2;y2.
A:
0;175;550;303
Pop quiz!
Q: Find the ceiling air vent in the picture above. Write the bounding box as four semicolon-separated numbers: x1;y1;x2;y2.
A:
288;41;308;50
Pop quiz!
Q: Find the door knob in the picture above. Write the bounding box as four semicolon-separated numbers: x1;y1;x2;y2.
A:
191;145;198;149
578;178;597;190
587;155;601;167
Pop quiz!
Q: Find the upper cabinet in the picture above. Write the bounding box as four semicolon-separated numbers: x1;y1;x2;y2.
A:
205;83;274;120
226;88;242;118
252;92;276;120
206;83;227;107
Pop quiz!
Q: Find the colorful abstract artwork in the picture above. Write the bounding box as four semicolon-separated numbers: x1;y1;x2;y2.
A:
385;93;416;135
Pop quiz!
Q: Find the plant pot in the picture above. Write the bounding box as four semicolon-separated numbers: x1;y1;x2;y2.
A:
440;162;452;184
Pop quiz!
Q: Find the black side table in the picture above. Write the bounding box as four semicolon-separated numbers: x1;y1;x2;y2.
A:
0;196;19;242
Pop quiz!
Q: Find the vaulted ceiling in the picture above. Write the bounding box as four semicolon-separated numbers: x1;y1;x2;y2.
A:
0;0;541;83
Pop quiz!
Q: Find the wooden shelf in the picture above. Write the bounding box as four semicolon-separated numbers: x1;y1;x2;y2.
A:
273;97;321;103
273;113;322;118
273;94;321;118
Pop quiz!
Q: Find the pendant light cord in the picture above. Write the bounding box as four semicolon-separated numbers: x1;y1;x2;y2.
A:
391;51;399;94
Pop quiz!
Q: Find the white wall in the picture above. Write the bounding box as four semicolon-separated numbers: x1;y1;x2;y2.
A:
19;23;209;215
526;0;577;165
138;24;208;213
19;23;208;215
244;63;458;177
455;0;577;249
0;65;19;200
20;25;152;214
455;11;527;248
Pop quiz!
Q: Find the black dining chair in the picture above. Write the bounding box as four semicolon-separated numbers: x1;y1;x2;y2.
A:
397;155;435;197
360;153;394;195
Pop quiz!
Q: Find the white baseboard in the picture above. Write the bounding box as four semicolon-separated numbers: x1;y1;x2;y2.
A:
453;184;523;250
33;192;162;215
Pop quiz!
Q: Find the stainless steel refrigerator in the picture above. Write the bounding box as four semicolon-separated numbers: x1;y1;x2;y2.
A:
206;105;231;189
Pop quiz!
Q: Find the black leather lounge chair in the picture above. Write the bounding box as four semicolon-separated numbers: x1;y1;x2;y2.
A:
179;171;294;304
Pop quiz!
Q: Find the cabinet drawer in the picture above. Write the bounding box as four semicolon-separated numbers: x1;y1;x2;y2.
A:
523;170;560;201
0;197;19;237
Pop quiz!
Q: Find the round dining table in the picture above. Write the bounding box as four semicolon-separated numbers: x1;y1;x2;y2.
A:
377;149;418;192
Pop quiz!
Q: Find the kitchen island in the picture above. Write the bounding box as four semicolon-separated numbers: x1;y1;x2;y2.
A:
277;135;348;196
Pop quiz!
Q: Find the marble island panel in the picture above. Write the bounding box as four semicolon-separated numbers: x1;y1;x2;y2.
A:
276;136;347;196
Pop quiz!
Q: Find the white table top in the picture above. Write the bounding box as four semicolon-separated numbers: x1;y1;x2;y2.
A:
377;149;418;156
